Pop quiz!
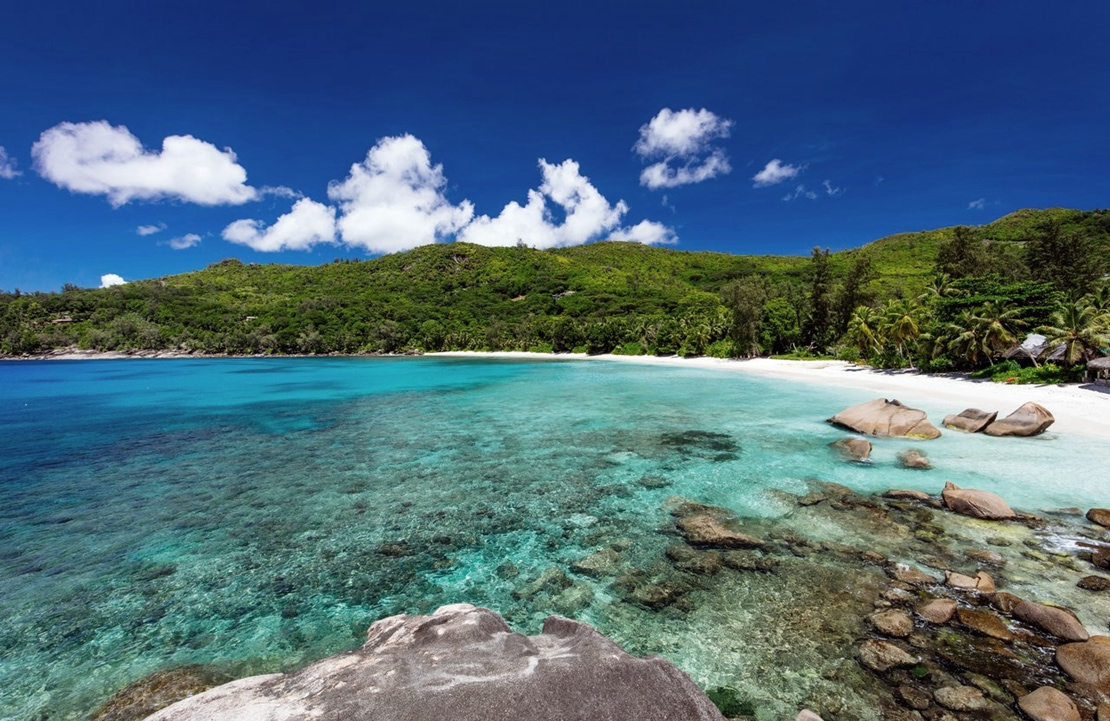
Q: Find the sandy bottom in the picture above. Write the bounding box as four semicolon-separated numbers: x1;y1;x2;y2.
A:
432;352;1110;440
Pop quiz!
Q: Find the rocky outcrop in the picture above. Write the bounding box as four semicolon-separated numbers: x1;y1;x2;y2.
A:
830;438;872;462
144;604;727;721
672;504;763;549
942;408;998;433
983;402;1055;437
91;665;231;721
827;398;941;439
941;481;1017;520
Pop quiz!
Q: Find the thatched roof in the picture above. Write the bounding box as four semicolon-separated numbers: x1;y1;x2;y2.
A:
1087;356;1110;372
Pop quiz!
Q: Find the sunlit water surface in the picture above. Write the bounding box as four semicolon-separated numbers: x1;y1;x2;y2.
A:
1;357;1105;719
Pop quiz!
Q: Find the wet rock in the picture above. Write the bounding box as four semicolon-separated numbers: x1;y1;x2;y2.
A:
884;489;931;501
1092;547;1110;570
1019;686;1081;721
1088;509;1110;528
1059;641;1110;691
827;398;942;439
144;604;728;721
934;684;991;712
889;563;938;585
720;550;778;572
942;408;998;433
870;609;914;638
1013;600;1089;642
858;639;917;672
941;482;1016;520
898;684;932;710
984;402;1055;437
830;438;872;462
988;592;1025;614
626;576;694;611
91;665;233;721
956;608;1016;641
797;492;826;506
637;476;671;489
571;548;621;578
917;599;957;624
1079;576;1110;592
898;450;932;470
675;513;763;549
945;570;996;593
965;548;1005;566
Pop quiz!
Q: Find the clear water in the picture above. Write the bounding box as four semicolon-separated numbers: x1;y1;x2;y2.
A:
1;357;1106;719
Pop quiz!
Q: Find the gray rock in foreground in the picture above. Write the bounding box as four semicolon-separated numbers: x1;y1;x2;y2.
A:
144;603;727;721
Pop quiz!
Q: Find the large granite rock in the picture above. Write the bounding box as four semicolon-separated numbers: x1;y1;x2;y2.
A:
827;398;941;439
941;481;1016;520
144;604;727;721
830;437;872;462
983;402;1055;437
1018;686;1081;721
1013;600;1090;642
943;408;997;433
1057;640;1110;691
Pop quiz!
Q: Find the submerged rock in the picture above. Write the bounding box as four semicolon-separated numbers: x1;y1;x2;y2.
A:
897;449;931;470
675;513;763;549
942;408;998;433
941;481;1016;520
91;665;232;721
827;398;942;439
869;609;913;638
934;684;991;712
144;604;727;721
984;402;1055;437
858;639;917;672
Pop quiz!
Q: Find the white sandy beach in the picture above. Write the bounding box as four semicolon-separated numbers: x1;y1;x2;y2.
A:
433;352;1110;440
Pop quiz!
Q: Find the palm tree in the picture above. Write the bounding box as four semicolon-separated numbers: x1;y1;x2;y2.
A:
846;305;882;358
882;299;921;366
946;310;988;368
973;302;1024;358
1039;301;1110;369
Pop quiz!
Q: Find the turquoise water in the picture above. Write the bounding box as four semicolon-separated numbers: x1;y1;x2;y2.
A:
1;357;1106;719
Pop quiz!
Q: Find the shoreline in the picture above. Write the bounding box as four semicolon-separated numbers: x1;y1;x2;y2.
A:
7;348;1108;439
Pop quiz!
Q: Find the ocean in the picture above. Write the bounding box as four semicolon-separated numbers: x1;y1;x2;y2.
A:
1;356;1105;719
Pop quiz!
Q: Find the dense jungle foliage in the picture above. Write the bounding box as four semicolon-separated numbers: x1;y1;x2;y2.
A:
3;208;1109;378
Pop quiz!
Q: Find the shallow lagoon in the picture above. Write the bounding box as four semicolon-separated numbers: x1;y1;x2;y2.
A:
1;357;1107;719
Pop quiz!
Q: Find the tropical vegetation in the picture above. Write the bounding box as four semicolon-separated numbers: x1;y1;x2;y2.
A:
2;208;1108;382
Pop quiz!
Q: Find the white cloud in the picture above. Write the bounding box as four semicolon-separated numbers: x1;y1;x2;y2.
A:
327;134;473;254
100;273;126;288
634;108;733;190
168;233;203;250
458;158;674;248
0;146;20;179
609;220;678;245
968;198;985;210
136;223;166;236
753;159;804;188
223;197;337;252
782;184;817;201
823;180;843;197
32;120;258;206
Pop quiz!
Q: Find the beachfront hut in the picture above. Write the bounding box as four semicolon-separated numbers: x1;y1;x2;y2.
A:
1086;357;1110;385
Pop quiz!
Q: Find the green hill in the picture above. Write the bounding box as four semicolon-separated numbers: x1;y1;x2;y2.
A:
2;208;1106;359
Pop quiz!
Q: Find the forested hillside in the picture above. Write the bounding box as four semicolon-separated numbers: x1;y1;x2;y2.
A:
3;208;1108;377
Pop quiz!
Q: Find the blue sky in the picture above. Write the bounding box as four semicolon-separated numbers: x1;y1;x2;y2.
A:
1;1;1107;292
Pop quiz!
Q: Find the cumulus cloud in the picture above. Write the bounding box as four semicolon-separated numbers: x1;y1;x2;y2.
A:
327;134;473;254
634;108;733;190
168;233;203;250
458;158;674;248
100;273;126;288
0;146;20;179
32;120;258;206
222;197;337;252
753;159;804;188
968;197;985;210
136;223;166;236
